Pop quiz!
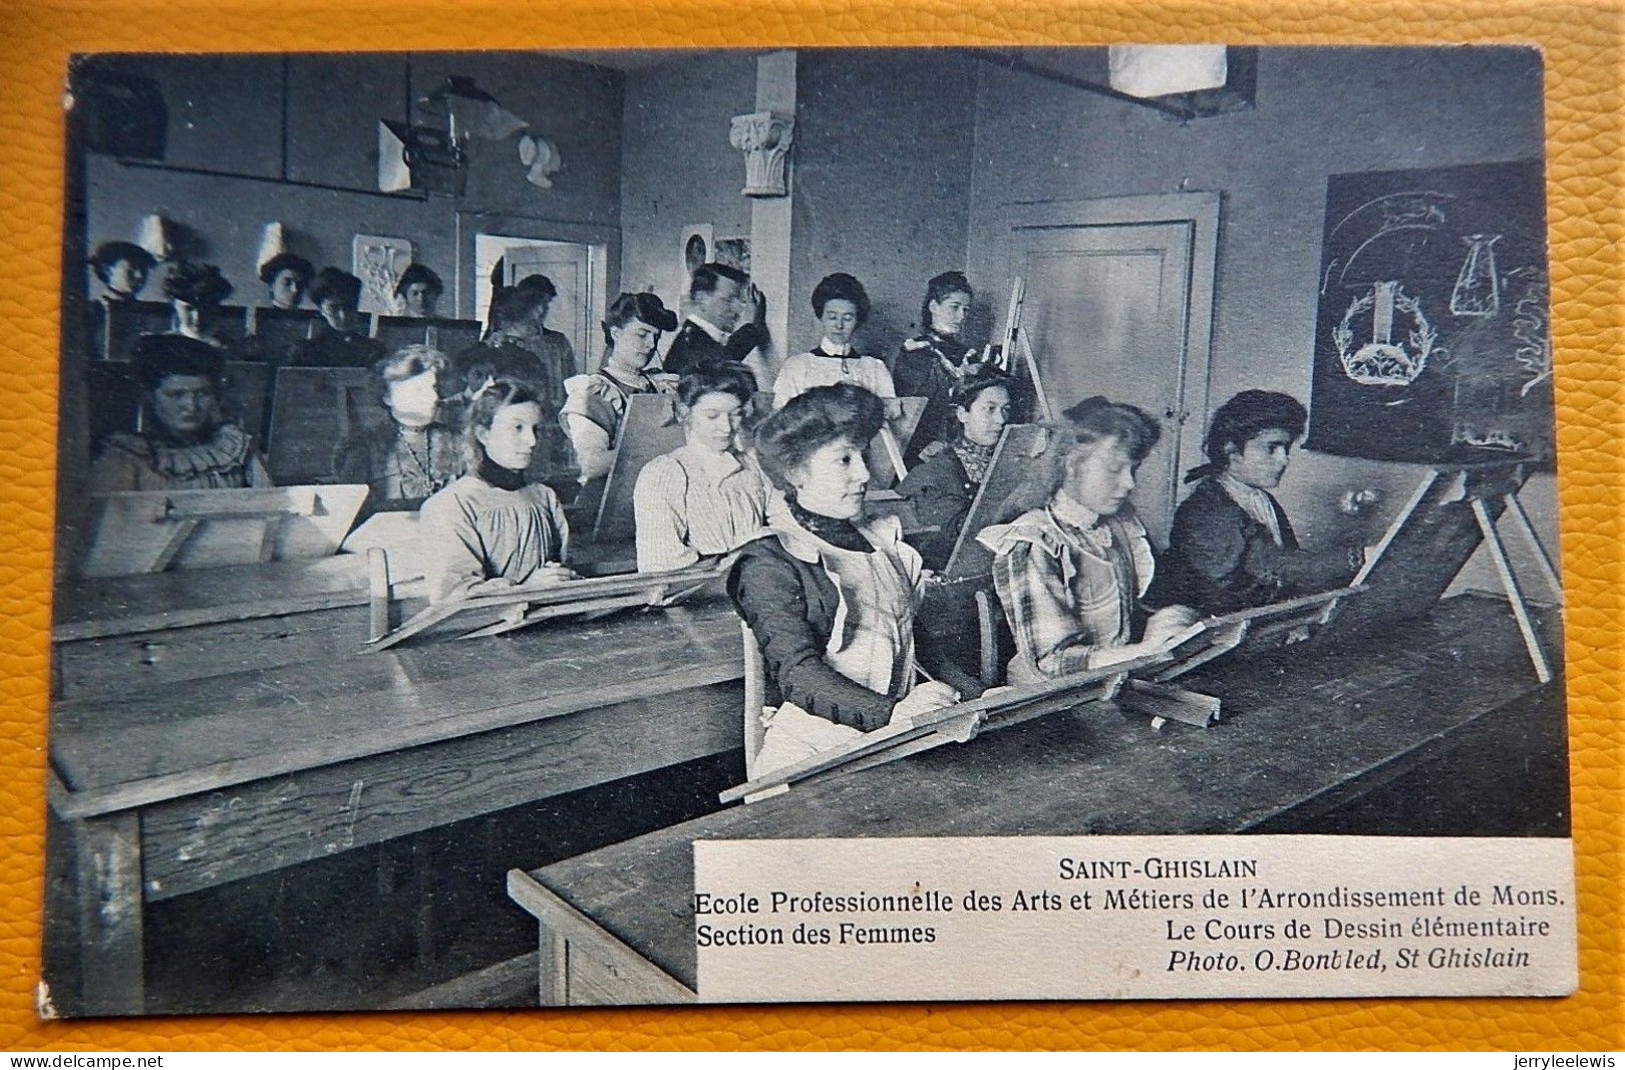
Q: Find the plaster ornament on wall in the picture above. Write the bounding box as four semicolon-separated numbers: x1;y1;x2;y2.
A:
256;222;285;273
352;234;414;315
137;213;172;261
729;111;795;197
518;133;563;189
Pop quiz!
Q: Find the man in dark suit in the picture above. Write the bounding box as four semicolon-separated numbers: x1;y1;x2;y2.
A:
662;262;770;388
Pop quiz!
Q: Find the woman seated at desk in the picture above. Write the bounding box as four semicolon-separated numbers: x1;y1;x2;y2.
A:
896;366;1014;569
163;260;236;352
729;383;981;776
420;378;573;603
772;273;896;408
561;291;680;484
89;240;156;305
1147;390;1363;616
290;268;384;369
977;397;1195;685
259;253;313;311
86;242;158;361
87;334;271;492
394;263;443;319
332;344;464;512
633;364;769;573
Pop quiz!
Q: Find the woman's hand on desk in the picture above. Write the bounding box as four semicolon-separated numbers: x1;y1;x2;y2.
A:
1143;604;1201;646
1086;609;1199;669
889;681;962;727
523;563;581;586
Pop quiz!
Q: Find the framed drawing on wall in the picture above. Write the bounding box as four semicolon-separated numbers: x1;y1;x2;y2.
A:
680;223;713;282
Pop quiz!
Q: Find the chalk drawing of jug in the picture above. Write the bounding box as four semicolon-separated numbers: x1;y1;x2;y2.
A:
1450;233;1501;317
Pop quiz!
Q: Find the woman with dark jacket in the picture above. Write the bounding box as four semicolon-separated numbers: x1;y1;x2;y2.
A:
894;271;990;456
896;367;1014;569
290;268;384;368
1147;390;1363;616
728;383;981;775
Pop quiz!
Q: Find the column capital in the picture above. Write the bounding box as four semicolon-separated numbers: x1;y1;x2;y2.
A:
729;110;795;198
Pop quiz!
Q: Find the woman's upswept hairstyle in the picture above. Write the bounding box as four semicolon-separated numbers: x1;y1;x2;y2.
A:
1063;396;1162;464
371;344;449;411
919;270;972;332
486;286;542;335
162;260;233;307
753;383;884;494
394;262;444;300
949;366;1017;411
810;272;870;322
462;376;542;470
129;333;225;390
996;396;1161;521
677;364;757;409
307;267;364;309
258;253;314;287
600;291;678;347
89;241;157;283
1196;390;1308;482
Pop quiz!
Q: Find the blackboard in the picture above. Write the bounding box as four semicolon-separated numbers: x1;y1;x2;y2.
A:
1307;159;1553;464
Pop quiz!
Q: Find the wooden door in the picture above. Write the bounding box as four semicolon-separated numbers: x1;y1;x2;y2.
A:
504;243;593;373
1007;193;1219;542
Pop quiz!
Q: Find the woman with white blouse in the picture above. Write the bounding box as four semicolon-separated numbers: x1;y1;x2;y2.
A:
633;364;769;573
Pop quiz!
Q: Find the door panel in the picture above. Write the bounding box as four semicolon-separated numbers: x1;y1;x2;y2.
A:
504;244;593;373
1014;220;1197;541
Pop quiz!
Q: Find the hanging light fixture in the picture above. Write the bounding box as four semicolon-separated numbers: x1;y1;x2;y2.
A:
1107;45;1229;99
425;76;527;150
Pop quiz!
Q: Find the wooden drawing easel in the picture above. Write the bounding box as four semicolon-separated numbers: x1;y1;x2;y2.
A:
367;557;732;650
97;300;172;363
868;396;928;489
76;484;369;577
592;393;689;543
241;306;318;362
999;276;1054;422
1118;584;1367;728
1323;459;1559;682
266;366;374;484
941;423;1051;580
720;647;1173;803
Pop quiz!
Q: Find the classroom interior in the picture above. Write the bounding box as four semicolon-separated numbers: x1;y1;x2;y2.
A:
45;46;1568;1015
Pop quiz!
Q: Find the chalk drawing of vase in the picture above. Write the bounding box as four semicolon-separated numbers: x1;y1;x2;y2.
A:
1450;233;1501;317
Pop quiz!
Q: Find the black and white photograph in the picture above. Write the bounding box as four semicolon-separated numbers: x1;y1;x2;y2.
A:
43;44;1571;1017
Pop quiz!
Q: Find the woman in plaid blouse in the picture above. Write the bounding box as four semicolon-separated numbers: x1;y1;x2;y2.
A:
977;397;1198;685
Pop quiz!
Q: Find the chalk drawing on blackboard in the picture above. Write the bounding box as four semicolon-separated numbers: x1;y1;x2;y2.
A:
1320;190;1455;296
1309;159;1551;464
1333;281;1437;387
1510;273;1552;398
1450;234;1502;317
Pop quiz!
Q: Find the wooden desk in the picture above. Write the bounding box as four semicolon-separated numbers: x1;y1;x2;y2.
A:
51;555;388;702
45;594;745;1017
508;594;1563;1005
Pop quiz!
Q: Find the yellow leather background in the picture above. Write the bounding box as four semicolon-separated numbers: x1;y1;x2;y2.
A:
2;0;1619;1052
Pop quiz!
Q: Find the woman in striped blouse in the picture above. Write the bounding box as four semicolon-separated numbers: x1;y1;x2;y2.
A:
633;364;769;572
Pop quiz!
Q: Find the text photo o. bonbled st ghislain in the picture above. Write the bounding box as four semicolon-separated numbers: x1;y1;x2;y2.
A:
43;45;1569;1017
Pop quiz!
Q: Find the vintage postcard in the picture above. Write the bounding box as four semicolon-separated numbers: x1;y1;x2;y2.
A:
41;44;1576;1018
